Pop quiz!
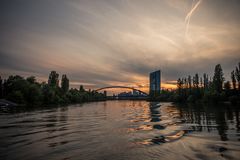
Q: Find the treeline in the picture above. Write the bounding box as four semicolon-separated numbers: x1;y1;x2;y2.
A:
156;62;240;104
174;62;240;104
0;71;106;106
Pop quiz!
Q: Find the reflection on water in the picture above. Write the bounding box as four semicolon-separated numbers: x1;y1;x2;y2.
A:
0;101;239;160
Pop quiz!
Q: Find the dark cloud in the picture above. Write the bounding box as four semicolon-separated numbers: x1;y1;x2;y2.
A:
0;51;49;75
1;0;240;89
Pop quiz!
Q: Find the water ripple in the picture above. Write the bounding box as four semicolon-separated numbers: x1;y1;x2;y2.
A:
0;101;240;160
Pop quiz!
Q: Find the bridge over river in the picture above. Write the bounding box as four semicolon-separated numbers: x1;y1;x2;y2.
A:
94;86;149;100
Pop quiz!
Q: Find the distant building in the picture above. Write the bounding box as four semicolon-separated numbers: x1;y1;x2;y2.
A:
103;90;107;97
117;91;132;97
149;70;161;97
132;89;138;96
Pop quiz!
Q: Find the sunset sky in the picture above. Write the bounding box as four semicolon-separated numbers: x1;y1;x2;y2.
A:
1;0;240;93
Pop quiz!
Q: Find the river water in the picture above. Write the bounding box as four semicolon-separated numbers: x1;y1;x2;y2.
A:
0;101;239;160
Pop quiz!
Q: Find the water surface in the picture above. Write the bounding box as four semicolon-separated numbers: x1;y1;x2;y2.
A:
0;101;239;160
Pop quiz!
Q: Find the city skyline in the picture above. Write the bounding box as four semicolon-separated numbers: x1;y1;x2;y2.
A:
1;0;240;92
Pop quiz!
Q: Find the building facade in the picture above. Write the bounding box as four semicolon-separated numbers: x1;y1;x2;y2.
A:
149;70;161;97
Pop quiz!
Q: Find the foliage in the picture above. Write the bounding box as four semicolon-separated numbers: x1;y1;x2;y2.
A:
79;85;85;92
187;95;196;103
48;71;59;87
229;95;239;105
61;74;69;93
235;62;240;90
0;71;106;106
213;64;224;93
231;71;236;90
0;76;3;98
173;63;240;104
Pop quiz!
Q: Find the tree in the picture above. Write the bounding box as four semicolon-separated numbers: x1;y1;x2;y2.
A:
79;85;85;92
26;76;36;84
224;81;231;91
231;71;236;90
8;91;25;104
184;78;187;88
61;74;69;93
200;77;203;88
213;64;224;93
0;76;2;98
177;78;183;96
3;79;7;97
192;73;201;99
3;75;27;103
188;75;192;89
48;71;59;87
41;83;60;104
193;73;199;88
25;84;42;105
0;72;109;106
235;62;240;90
203;73;208;90
224;81;231;98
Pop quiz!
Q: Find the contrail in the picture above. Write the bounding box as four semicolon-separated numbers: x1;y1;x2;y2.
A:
185;0;194;37
185;0;202;37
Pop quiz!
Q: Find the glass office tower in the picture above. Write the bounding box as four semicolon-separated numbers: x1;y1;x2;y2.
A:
149;70;161;97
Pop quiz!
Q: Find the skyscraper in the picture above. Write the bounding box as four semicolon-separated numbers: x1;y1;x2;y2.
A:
149;70;161;97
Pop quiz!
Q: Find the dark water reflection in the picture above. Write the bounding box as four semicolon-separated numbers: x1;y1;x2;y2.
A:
177;103;240;141
0;101;239;160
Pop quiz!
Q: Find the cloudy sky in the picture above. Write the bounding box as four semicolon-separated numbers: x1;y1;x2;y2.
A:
1;0;240;92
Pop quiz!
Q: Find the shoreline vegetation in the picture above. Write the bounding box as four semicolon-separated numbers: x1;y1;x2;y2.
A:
152;62;240;105
0;62;240;108
0;71;106;107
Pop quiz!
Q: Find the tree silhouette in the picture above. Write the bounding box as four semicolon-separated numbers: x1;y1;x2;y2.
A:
79;85;85;92
177;78;183;95
224;81;231;96
61;74;69;93
213;64;224;93
193;73;199;88
26;76;36;84
231;71;236;90
235;63;240;90
0;76;3;98
173;63;239;104
188;75;192;89
203;73;208;90
48;71;59;87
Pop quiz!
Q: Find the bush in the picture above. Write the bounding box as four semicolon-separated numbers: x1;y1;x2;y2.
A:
8;91;25;104
187;95;196;103
202;91;226;103
229;95;239;105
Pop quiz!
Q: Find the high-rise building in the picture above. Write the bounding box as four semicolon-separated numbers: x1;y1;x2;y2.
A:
149;70;161;97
